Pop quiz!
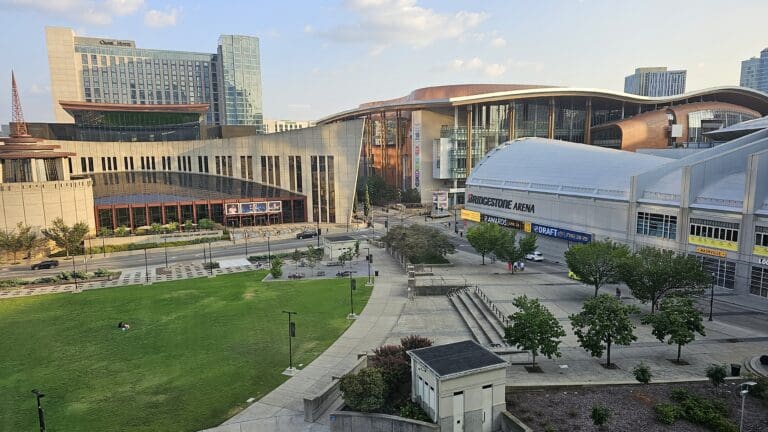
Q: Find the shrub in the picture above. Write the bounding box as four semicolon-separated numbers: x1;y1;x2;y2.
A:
400;335;433;352
633;362;652;384
150;223;163;234
202;261;220;270
270;257;284;279
198;218;215;230
115;225;129;237
671;388;693;403
706;364;727;389
369;344;408;393
94;268;112;277
32;276;59;284
668;387;736;432
397;400;431;422
339;368;386;413
747;375;768;400
590;405;611;426
544;426;556;432
0;279;27;288
654;403;680;425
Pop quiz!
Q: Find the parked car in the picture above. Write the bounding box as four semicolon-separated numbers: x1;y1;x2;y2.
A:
336;270;355;277
31;260;59;270
525;251;544;262
296;230;318;239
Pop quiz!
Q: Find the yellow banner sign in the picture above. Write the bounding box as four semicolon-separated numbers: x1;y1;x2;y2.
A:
460;209;481;222
754;245;768;257
524;222;531;233
695;246;727;258
687;235;738;252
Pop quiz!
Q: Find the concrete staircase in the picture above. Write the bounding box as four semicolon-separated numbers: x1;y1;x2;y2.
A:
449;288;506;348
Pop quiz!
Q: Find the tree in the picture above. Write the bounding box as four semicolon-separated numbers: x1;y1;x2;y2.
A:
363;183;371;217
369;344;409;395
622;247;710;313
41;218;89;258
705;364;727;390
184;219;194;231
339;368;386;413
115;225;129;237
149;223;163;234
365;174;396;206
400;335;433;353
291;248;303;269
380;225;455;264
0;223;41;262
643;296;706;364
494;230;537;272
338;248;354;267
466;222;504;264
269;256;284;279
504;295;565;367
306;246;322;275
198;218;215;230
565;240;630;297
570;294;639;368
354;239;360;257
400;188;421;204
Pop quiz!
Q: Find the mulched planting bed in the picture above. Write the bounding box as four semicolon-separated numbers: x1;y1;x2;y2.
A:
507;380;768;432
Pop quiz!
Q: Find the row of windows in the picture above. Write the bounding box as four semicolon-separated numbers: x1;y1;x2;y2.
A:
751;266;768;298
689;219;740;243
288;156;303;193
101;156;118;172
311;155;336;223
260;156;281;187
636;212;677;240
214;156;233;177
697;256;736;289
240;156;254;180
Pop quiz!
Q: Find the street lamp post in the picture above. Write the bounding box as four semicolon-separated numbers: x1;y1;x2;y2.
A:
267;232;271;262
453;208;459;234
144;248;149;283
208;240;213;276
282;310;298;375
740;381;757;432
163;238;168;268
364;247;372;286
71;253;78;291
244;230;248;257
709;271;715;322
347;273;357;320
31;389;46;432
102;235;106;257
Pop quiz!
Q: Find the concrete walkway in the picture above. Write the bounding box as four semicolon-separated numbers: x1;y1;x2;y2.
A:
201;245;409;432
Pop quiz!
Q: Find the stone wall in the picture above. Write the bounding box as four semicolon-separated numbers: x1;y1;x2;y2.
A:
329;411;439;432
0;179;94;232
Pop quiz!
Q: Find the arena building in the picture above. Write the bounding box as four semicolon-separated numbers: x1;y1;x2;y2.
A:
318;84;768;208
462;129;768;303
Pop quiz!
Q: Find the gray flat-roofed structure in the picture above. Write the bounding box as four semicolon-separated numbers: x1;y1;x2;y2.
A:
705;115;768;141
464;132;768;305
408;340;506;378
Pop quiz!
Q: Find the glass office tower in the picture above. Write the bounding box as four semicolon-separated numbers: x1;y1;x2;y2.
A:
218;35;264;132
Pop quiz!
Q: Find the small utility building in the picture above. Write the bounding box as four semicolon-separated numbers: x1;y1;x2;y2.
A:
407;340;507;432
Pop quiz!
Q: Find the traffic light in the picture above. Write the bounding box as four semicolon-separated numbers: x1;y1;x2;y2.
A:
384;220;389;228
317;227;322;236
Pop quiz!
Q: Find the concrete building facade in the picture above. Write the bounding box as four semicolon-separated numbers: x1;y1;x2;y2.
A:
463;133;768;304
264;119;316;134
624;67;687;97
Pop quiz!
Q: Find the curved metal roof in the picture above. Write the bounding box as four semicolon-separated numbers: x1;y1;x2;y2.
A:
317;85;768;124
59;101;210;114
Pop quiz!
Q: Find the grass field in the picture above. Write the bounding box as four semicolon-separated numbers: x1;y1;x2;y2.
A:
0;271;372;432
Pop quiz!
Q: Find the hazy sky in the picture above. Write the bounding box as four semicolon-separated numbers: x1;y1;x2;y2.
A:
0;0;766;123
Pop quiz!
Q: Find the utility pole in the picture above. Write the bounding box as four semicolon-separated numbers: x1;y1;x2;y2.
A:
364;247;373;286
267;233;272;262
244;230;248;257
282;310;298;375
163;238;168;268
347;274;357;320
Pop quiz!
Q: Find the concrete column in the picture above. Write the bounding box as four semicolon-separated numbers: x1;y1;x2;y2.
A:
466;107;473;177
548;97;555;139
508;102;516;141
584;98;593;144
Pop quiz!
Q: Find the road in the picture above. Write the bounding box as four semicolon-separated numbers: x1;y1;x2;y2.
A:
3;231;372;278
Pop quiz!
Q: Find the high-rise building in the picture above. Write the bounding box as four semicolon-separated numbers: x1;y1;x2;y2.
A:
45;27;263;130
624;67;687;97
264;119;316;133
740;57;761;90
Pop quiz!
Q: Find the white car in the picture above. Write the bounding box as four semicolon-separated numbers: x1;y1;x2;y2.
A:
525;251;544;262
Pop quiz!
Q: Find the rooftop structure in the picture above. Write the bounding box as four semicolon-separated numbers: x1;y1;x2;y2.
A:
624;67;687;97
407;340;507;378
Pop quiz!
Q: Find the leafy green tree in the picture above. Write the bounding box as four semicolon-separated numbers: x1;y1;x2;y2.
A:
354;239;360;257
466;222;504;264
339;368;386;413
622;247;710;313
42;218;89;258
149;223;163;234
338;248;354;267
363;183;372;217
400;188;421;204
380;225;455;264
494;231;537;272
504;295;565;367
570;294;639;368
643;296;705;364
369;344;408;395
184;219;194;231
705;364;727;390
291;249;303;269
565;240;630;297
352;196;358;215
365;174;396;206
306;246;322;275
269;256;284;279
0;223;41;262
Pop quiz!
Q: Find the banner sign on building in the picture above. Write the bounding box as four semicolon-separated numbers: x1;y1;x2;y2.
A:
227;201;282;215
466;193;535;213
432;191;449;211
480;214;525;230
412;111;422;189
531;223;591;243
695;246;727;258
460;209;481;222
753;245;768;257
687;235;738;252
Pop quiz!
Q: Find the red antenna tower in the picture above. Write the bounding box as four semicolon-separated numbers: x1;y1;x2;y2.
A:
10;71;30;138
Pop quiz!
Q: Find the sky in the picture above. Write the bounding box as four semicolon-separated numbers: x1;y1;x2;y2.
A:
0;0;766;124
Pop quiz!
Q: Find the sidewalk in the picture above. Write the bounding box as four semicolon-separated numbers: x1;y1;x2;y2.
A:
201;244;408;432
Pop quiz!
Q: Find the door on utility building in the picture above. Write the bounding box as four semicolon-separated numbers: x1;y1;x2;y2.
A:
482;385;493;432
453;391;464;432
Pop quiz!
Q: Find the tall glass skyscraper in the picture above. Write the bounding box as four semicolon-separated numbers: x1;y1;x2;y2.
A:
624;67;687;97
46;27;263;130
739;49;768;93
217;35;264;132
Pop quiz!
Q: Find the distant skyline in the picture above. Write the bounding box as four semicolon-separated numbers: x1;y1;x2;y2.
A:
0;0;767;123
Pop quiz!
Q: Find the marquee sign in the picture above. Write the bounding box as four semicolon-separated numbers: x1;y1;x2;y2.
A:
225;201;282;216
480;214;525;230
695;246;727;258
466;193;535;213
531;223;591;243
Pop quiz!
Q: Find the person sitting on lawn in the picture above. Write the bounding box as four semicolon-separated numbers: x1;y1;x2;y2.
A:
117;321;131;331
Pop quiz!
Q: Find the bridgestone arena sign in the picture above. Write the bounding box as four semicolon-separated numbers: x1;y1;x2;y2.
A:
467;194;535;213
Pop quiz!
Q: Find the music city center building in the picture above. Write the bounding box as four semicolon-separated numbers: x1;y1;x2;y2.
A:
462;131;768;302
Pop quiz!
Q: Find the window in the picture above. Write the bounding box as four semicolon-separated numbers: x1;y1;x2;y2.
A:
696;256;736;289
689;218;739;243
756;226;768;247
261;156;267;183
246;156;253;180
88;157;94;172
750;266;768;298
240;156;247;178
68;158;73;174
215;156;221;175
274;156;281;187
227;156;233;176
295;156;303;192
289;156;296;190
637;212;677;239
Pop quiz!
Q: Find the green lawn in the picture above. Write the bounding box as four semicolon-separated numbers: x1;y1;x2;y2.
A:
0;272;372;432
